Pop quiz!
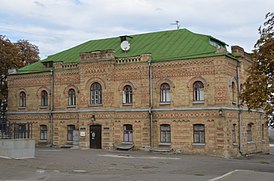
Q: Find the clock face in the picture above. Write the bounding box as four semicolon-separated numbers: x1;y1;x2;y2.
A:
120;40;130;51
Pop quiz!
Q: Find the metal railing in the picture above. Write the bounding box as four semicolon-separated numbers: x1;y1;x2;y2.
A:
0;120;33;139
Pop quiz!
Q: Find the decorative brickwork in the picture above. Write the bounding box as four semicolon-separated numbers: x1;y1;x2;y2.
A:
7;47;269;158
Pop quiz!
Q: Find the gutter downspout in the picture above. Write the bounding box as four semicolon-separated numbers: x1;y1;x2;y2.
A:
50;68;54;147
148;58;153;148
260;112;263;152
236;61;243;155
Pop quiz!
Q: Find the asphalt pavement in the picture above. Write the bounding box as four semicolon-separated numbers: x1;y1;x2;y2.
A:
0;146;274;181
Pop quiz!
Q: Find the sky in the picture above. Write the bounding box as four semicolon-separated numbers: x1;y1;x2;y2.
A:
0;0;273;59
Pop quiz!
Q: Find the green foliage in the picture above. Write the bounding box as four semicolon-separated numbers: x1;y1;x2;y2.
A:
241;12;274;127
0;35;40;123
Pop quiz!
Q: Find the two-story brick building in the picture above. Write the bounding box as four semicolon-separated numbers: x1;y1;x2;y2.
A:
7;29;269;157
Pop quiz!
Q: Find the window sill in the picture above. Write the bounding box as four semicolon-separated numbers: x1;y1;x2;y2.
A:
40;106;48;109
122;142;133;145
39;140;47;142
18;107;26;110
160;102;171;105
122;103;133;106
89;104;103;107
67;105;76;108
193;101;204;104
232;143;238;146
159;142;171;146
192;143;206;146
247;141;255;144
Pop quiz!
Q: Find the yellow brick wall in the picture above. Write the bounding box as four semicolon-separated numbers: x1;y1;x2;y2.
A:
7;52;269;157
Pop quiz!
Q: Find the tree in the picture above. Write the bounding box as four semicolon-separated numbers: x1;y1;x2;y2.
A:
0;35;39;130
241;12;274;127
15;40;39;66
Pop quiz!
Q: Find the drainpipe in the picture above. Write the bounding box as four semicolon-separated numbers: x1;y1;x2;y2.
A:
260;112;263;152
50;68;54;147
236;61;243;155
148;58;153;148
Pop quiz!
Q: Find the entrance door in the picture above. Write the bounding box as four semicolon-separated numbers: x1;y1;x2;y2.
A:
90;125;102;149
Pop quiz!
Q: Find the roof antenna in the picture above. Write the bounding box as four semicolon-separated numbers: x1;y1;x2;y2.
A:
170;20;180;30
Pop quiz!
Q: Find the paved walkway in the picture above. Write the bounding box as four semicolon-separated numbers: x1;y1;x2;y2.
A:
210;170;274;181
0;147;273;181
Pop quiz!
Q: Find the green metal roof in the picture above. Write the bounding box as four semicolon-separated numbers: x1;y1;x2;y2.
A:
17;28;229;74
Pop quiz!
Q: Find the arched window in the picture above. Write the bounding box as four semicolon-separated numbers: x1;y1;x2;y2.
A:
247;124;252;142
68;89;76;106
90;82;102;105
232;82;236;103
193;124;205;143
41;90;48;106
123;85;132;104
123;124;133;142
19;91;26;107
193;81;204;101
40;125;47;140
160;124;171;143
160;83;171;103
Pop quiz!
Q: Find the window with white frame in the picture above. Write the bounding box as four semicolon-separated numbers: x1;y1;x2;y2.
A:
19;91;26;107
123;85;132;104
40;125;47;140
68;89;76;106
90;82;102;105
160;124;171;143
193;81;204;101
193;124;205;143
123;124;133;142
160;83;171;103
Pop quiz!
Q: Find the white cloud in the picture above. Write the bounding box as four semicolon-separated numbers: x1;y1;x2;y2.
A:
0;0;273;59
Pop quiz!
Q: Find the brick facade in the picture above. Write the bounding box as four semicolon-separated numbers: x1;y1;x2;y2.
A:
7;45;269;157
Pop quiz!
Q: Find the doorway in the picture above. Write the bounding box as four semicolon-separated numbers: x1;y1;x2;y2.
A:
90;125;102;149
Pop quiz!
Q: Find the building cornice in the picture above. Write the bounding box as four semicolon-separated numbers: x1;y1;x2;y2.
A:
7;107;263;115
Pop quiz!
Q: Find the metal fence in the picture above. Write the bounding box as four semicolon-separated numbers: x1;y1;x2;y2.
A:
0;120;33;139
